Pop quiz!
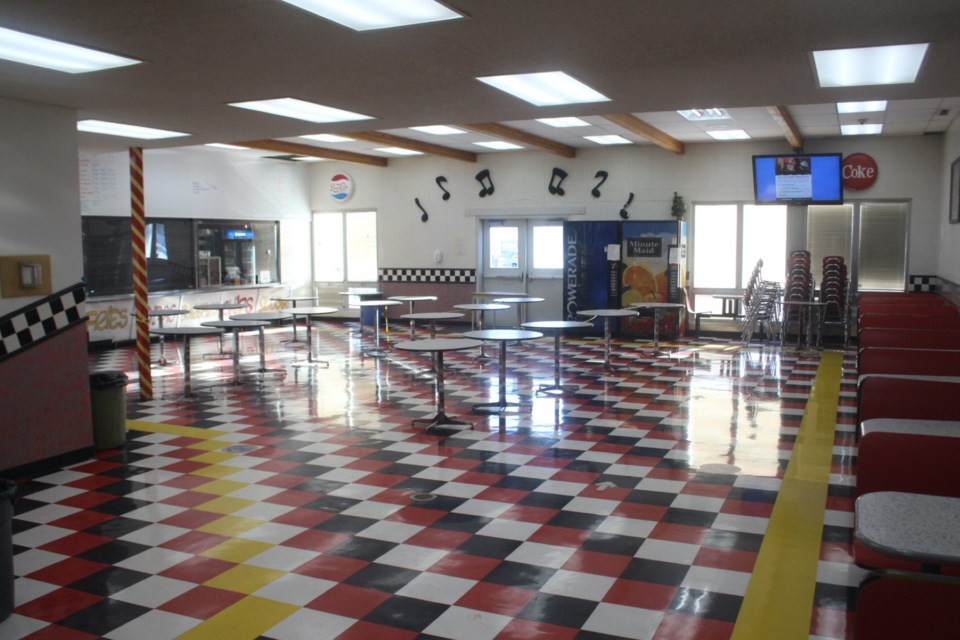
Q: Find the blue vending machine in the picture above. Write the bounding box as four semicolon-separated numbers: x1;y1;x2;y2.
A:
562;221;621;335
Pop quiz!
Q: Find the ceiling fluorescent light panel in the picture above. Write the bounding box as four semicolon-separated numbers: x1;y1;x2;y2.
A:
813;43;929;87
478;71;609;106
230;98;372;123
0;25;139;73
77;120;188;139
278;0;462;31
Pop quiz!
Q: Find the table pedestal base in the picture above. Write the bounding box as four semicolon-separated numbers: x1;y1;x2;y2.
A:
472;400;532;414
537;382;579;395
412;412;472;434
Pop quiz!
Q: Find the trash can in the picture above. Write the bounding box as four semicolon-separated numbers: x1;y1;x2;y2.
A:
89;371;129;450
0;478;15;623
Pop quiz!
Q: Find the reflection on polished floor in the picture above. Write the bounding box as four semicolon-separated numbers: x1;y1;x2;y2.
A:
4;322;859;640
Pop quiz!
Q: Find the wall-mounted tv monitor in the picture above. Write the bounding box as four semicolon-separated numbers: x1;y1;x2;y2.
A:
752;153;843;205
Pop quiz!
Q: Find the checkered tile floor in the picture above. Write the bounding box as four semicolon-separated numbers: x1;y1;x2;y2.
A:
2;321;860;639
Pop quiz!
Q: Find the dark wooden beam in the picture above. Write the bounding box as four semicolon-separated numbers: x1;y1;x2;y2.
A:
767;105;803;151
601;114;684;154
462;123;576;158
351;131;477;162
232;139;388;167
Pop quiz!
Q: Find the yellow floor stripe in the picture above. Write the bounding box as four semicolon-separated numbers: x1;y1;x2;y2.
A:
176;595;298;640
731;350;843;640
126;419;229;440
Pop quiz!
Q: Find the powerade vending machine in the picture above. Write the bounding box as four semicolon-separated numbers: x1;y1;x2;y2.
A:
562;221;621;336
619;220;688;338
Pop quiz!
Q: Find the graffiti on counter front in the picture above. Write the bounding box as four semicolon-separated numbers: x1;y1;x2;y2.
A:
87;305;129;331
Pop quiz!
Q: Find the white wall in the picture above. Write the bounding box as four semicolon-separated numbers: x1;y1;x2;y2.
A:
309;136;944;277
0;97;83;316
938;127;960;283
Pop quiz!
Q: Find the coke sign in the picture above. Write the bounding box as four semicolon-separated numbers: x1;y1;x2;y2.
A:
842;153;878;191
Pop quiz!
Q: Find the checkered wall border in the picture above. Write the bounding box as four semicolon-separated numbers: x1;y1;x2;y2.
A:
379;268;476;283
908;274;939;293
0;283;86;363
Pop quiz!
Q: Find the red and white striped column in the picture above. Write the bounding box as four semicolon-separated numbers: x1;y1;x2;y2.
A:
130;147;152;400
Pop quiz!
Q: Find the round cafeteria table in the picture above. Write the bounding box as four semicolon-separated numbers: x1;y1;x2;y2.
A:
149;326;223;399
463;329;542;414
389;295;439;339
453;303;510;361
522;320;593;394
355;299;401;357
271;295;320;342
284;306;338;368
229;312;291;375
575;308;639;370
393;338;482;434
201;319;271;384
627;301;685;356
494;296;545;329
135;308;188;366
193;302;246;356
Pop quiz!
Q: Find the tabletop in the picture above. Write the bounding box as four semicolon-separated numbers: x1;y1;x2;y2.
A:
284;306;338;316
856;491;960;567
193;302;246;310
150;326;223;337
627;302;685;310
271;296;319;303
494;296;545;304
201;320;271;329
577;308;640;317
401;312;465;321
231;312;292;322
144;308;189;317
453;303;511;311
393;338;482;353
389;295;438;302
463;329;543;342
860;418;960;438
522;320;594;331
355;299;402;308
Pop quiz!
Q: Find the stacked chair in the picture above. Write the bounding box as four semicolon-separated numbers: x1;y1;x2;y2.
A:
852;292;960;638
820;256;849;345
779;250;814;346
740;259;781;345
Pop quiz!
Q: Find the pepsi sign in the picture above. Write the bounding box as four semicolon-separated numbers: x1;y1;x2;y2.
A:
330;173;354;201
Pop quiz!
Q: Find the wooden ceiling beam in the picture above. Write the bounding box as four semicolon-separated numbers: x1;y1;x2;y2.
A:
601;114;684;154
767;105;803;151
232;139;388;167
351;131;477;162
463;123;576;158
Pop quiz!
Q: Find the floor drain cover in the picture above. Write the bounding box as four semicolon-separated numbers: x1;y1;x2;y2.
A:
223;444;258;454
410;493;437;503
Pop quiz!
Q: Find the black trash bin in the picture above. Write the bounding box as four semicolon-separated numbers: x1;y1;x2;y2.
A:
89;371;129;450
0;478;15;623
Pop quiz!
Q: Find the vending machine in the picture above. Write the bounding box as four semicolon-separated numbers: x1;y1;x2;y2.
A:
562;220;621;335
619;220;688;338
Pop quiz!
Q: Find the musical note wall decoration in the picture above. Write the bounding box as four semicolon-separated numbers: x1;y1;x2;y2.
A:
619;192;635;219
591;170;609;198
548;167;568;196
475;169;494;197
435;176;451;201
415;197;429;223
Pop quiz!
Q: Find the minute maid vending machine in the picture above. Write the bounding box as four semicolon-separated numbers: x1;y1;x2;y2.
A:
619;219;687;339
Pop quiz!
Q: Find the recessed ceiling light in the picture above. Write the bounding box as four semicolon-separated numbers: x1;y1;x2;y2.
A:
584;135;631;145
841;123;883;135
474;141;523;150
230;98;373;124
301;133;355;142
0;25;139;73
77;120;189;140
706;129;751;140
537;117;590;128
813;43;929;87
375;147;423;156
477;71;610;107
205;143;249;150
409;125;465;135
277;0;462;31
677;108;730;121
836;100;888;114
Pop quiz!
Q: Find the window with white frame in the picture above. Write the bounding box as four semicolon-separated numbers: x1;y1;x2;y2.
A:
312;210;377;282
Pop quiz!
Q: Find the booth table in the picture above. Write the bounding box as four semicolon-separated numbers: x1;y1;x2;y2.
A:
855;491;960;572
393;338;481;434
576;308;639;370
463;329;542;413
285;306;338;368
193;302;246;355
149;326;223;399
522;320;593;394
201;319;271;384
271;295;320;342
355;299;401;357
627;301;685;356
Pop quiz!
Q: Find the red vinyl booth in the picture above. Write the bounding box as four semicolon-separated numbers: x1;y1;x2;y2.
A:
854;573;960;639
858;313;960;331
858;347;960;377
857;328;960;350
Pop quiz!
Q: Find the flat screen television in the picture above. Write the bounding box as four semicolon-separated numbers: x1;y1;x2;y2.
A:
752;153;843;205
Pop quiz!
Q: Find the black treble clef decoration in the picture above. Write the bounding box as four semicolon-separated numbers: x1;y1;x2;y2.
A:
435;176;451;201
591;170;609;198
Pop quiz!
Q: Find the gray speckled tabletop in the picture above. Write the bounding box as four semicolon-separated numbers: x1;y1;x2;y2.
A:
861;418;960;439
856;491;960;567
